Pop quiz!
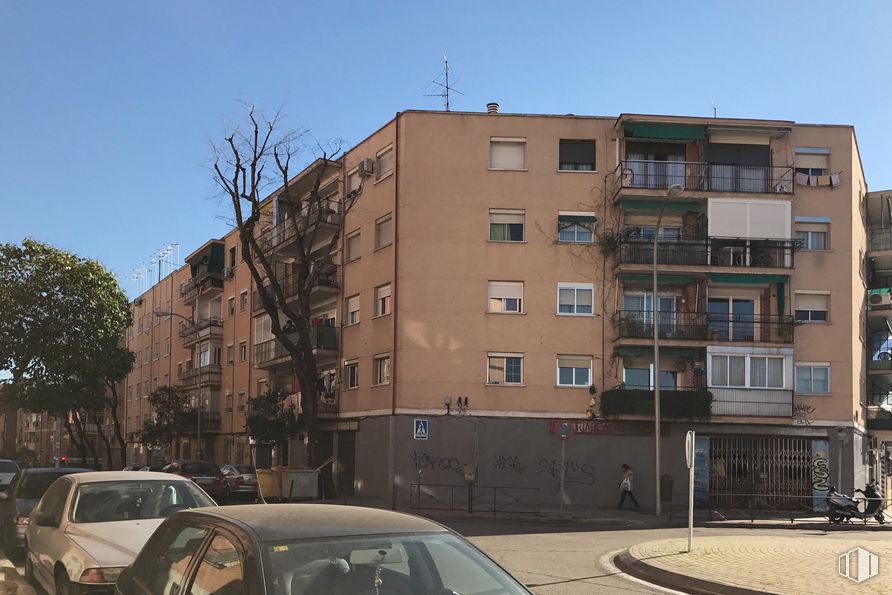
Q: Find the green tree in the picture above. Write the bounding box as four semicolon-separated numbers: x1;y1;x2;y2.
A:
141;386;193;456
245;390;301;467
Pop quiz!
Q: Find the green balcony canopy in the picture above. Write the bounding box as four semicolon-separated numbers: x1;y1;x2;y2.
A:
708;273;789;284
618;273;700;284
624;123;706;140
618;200;704;213
614;346;704;358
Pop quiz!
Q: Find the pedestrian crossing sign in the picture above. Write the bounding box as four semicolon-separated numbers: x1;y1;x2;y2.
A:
414;418;429;440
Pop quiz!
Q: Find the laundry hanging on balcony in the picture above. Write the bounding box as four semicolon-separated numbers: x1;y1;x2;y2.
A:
794;171;842;188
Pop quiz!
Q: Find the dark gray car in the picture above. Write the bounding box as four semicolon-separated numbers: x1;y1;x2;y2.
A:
0;467;90;553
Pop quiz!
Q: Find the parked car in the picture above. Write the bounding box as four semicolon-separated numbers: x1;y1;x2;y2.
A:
0;459;21;492
220;464;257;500
0;467;90;554
162;460;229;502
25;471;216;594
116;504;532;594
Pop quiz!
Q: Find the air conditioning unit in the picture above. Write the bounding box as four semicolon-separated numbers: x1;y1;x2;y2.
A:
224;266;235;279
869;292;892;308
358;158;375;177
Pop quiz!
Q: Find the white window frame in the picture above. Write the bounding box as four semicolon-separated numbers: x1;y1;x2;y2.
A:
487;281;523;314
795;220;830;251
557;283;595;316
346;294;360;326
557;211;597;243
375;214;393;250
346;167;361;193
374;284;392;317
487;352;524;386
344;360;359;390
748;355;785;389
489;137;527;171
795;362;831;395
373;354;391;386
346;230;361;262
794;292;830;323
376;145;394;181
708;350;791;389
556;355;592;387
239;290;248;312
488;209;525;242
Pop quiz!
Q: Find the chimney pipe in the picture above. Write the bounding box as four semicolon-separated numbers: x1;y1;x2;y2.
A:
486;102;499;114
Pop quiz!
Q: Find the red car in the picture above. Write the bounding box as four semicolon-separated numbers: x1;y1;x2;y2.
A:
162;460;229;503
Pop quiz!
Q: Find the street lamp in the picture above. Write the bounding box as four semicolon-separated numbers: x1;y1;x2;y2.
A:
654;183;684;517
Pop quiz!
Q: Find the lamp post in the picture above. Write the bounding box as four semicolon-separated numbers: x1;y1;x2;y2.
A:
153;309;201;460
654;183;684;517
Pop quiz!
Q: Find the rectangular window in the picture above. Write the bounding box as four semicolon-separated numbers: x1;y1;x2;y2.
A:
228;297;235;317
375;214;393;249
558;213;596;243
795;293;829;323
238;391;246;411
795;364;830;394
559;139;596;171
795;223;829;250
710;354;747;387
375;284;392;317
373;355;391;385
557;355;592;387
239;290;248;312
487;353;523;385
176;363;182;379
489;209;524;242
347;167;361;193
749;356;785;388
226;344;234;364
376;146;394;180
238;341;247;362
346;231;361;262
489;137;526;170
344;360;359;389
794;148;830;177
229;246;236;268
487;281;523;313
557;283;594;315
164;337;170;356
253;316;273;344
346;295;360;325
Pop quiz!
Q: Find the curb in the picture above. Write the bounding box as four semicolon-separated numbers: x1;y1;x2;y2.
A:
613;549;777;595
702;521;892;531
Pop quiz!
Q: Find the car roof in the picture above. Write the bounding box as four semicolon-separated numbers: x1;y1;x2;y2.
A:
65;471;187;483
22;467;92;475
177;504;448;542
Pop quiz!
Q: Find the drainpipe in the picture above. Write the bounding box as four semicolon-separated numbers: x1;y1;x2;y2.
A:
389;112;402;510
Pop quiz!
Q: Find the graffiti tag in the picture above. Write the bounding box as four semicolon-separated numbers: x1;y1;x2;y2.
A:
411;451;463;474
493;455;526;474
812;455;830;492
536;458;596;487
793;403;816;426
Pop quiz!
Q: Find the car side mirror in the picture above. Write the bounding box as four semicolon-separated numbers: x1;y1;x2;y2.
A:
34;512;56;527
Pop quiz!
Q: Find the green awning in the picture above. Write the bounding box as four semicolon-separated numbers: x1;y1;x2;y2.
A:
708;273;789;284
614;346;704;358
558;214;597;224
617;274;700;284
618;200;704;213
624;123;706;140
777;282;785;317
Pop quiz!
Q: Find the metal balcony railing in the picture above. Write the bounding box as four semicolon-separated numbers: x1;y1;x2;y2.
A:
613;310;708;340
180;272;224;302
710;387;793;417
869;228;892;252
253;327;339;365
615;160;794;194
868;275;892;291
180;365;223;385
707;315;795;343
183;411;222;432
256;199;341;254
617;236;797;268
179;317;224;339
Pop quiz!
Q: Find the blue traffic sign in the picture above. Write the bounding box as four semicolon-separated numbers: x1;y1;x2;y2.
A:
414;418;429;440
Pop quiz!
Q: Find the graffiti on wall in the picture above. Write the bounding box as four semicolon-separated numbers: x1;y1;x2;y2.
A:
411;451;463;474
493;455;526;474
536;458;596;487
811;439;830;512
793;403;816;426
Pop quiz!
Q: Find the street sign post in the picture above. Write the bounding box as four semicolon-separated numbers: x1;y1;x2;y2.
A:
556;421;573;514
685;429;695;552
413;418;429;441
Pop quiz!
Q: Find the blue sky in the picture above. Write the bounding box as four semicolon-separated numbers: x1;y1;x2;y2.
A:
2;1;889;297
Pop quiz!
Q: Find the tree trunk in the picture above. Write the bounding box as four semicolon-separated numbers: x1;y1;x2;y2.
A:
73;412;99;468
106;383;128;468
93;412;114;471
295;359;334;499
62;419;88;464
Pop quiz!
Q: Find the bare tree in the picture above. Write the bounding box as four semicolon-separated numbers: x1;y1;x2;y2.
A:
213;107;359;473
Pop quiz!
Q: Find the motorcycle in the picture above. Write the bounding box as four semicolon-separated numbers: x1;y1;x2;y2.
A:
826;482;886;524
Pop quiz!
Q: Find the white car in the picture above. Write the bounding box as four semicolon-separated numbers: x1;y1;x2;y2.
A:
25;471;216;594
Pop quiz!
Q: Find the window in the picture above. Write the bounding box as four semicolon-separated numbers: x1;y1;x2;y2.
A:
254;315;273;343
559;139;596;171
558;213;596;243
187;533;243;595
239;290;248;312
228;297;235;317
795;293;829;323
489;137;526;170
487;281;523;313
344;360;359;389
373;354;391;385
489;209;524;242
238;341;247;362
154;341;159;360
375;284;392;317
623;366;676;390
137;382;141;397
796;364;830;394
163;337;170;356
557;355;592;387
238;391;246;411
487;353;523;385
376;146;394;180
229;246;236;268
749;356;785;388
346;231;361;262
794;147;830;177
176;363;182;379
711;354;747;387
557;283;594;315
129;524;209;595
375;214;393;249
346;295;360;325
795;222;829;250
347;167;361;192
35;478;70;526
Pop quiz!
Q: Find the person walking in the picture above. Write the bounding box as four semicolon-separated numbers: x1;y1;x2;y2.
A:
618;463;640;509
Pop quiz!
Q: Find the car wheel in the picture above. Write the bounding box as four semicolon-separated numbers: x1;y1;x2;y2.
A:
56;570;81;595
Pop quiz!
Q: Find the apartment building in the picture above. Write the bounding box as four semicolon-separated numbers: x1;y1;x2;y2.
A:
22;107;879;510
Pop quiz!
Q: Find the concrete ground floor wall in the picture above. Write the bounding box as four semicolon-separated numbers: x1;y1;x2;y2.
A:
338;415;870;511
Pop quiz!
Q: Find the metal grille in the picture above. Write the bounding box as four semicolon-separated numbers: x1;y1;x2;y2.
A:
708;435;812;510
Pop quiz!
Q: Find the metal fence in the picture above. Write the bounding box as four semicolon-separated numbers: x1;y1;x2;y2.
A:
617;236;796;268
612;310;708;340
409;483;541;515
615;160;794;194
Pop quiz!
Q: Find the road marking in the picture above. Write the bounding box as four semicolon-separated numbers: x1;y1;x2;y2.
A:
598;549;690;595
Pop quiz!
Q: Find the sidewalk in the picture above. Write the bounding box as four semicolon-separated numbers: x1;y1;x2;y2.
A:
616;535;892;594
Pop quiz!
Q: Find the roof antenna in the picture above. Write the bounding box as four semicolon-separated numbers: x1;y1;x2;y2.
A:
425;50;464;111
710;98;717;118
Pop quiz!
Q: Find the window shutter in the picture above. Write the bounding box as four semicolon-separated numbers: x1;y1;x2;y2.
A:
490;211;524;224
490;140;525;169
347;295;359;311
795;153;829;170
796;293;828;311
559;288;575;308
377;285;392;299
576;289;593;309
797;223;828;233
488;281;523;299
377;147;394;177
558;356;591;369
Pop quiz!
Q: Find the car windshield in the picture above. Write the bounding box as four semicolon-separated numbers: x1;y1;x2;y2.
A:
70;481;215;523
235;466;255;474
0;461;19;474
19;473;70;500
265;532;528;595
181;463;219;476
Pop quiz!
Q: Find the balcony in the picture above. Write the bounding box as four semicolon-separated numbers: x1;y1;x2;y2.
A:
182;411;222;433
600;385;712;419
707;315;794;344
867;407;892;431
617;236;797;269
180;365;223;387
179;317;224;346
613;160;794;198
710;387;793;417
253;270;340;316
256;199;341;257
181;272;224;305
869;229;892;252
613;310;708;341
253;327;339;369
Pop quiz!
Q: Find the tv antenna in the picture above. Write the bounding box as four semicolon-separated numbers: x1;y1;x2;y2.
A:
710;97;717;118
425;50;464;111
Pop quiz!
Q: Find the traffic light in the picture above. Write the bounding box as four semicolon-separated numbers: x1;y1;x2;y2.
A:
60;455;68;466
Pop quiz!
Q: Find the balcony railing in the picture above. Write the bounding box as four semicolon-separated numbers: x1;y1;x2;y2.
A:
868;275;892;291
253;327;339;365
180;272;224;302
180;365;223;385
869;228;892;252
710;387;793;417
868;357;892;371
867;407;892;431
179;317;224;339
256;199;341;254
613;310;708;340
618;236;797;268
183;411;222;432
707;314;795;343
615;160;794;194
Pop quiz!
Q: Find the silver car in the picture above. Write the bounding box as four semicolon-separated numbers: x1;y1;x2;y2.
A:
25;471;215;594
